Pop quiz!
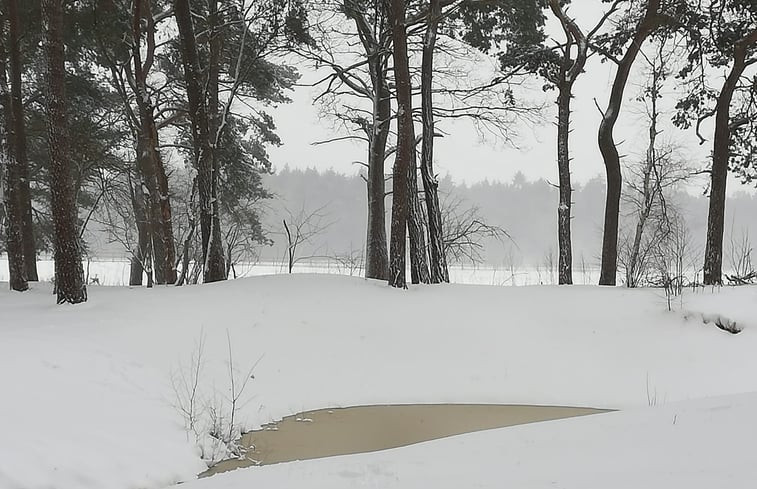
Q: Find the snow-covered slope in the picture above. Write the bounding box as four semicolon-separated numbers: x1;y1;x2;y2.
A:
1;276;755;488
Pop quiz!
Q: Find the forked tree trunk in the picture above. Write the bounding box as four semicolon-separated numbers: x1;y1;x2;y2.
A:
8;0;36;281
547;0;592;286
556;84;573;285
703;30;757;285
174;0;226;283
387;0;412;288
133;0;176;284
597;0;661;286
43;0;87;304
420;0;448;284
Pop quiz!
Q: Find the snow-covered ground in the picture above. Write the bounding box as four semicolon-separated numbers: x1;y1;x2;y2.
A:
1;275;755;488
0;257;600;286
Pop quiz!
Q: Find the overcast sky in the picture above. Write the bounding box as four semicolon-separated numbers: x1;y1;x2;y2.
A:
266;1;753;196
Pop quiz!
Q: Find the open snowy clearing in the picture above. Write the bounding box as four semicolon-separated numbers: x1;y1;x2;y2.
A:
1;275;756;488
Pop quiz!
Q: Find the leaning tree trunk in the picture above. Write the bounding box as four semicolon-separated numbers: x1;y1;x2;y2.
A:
597;0;661;286
420;0;448;284
408;140;430;284
0;46;27;292
387;0;413;288
174;0;225;283
556;83;573;285
364;55;391;280
43;0;87;304
703;31;757;285
8;0;37;281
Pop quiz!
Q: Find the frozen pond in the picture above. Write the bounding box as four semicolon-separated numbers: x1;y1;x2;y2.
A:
202;403;610;476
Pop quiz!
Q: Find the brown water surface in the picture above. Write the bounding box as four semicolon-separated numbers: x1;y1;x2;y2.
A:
202;403;609;476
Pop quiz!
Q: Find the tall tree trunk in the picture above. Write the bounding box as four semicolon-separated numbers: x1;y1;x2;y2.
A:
703;30;757;285
387;0;412;288
0;37;27;292
408;139;430;284
43;0;87;304
556;83;573;285
420;0;448;284
205;0;226;282
132;0;176;284
547;0;590;286
7;0;36;281
174;0;225;283
597;0;661;286
364;54;391;280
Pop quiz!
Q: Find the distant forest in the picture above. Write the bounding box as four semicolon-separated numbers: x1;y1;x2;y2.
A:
248;167;757;271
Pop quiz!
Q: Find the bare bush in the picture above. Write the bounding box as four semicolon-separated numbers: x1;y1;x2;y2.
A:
441;193;510;265
171;332;260;466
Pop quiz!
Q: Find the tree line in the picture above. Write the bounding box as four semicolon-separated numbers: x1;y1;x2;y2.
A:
0;0;755;302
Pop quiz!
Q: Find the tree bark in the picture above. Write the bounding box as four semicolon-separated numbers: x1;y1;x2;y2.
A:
364;44;391;280
43;0;87;304
556;84;573;285
597;0;661;285
0;35;27;292
420;0;448;284
174;0;226;283
7;0;37;281
703;30;757;285
129;177;150;286
408;138;430;284
387;0;412;288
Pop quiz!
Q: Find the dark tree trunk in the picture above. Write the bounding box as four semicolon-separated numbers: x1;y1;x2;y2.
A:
176;178;197;287
408;140;430;284
132;0;176;284
43;0;87;304
205;0;226;282
387;0;412;288
556;84;573;285
344;3;390;280
597;0;661;286
364;53;391;280
7;0;36;281
129;177;149;286
547;0;591;286
174;0;226;283
420;0;448;284
0;37;27;292
703;31;757;285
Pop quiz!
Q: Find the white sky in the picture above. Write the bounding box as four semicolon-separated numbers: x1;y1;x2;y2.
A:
267;1;753;195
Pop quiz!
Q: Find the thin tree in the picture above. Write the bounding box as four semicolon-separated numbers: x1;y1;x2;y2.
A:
43;0;87;303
